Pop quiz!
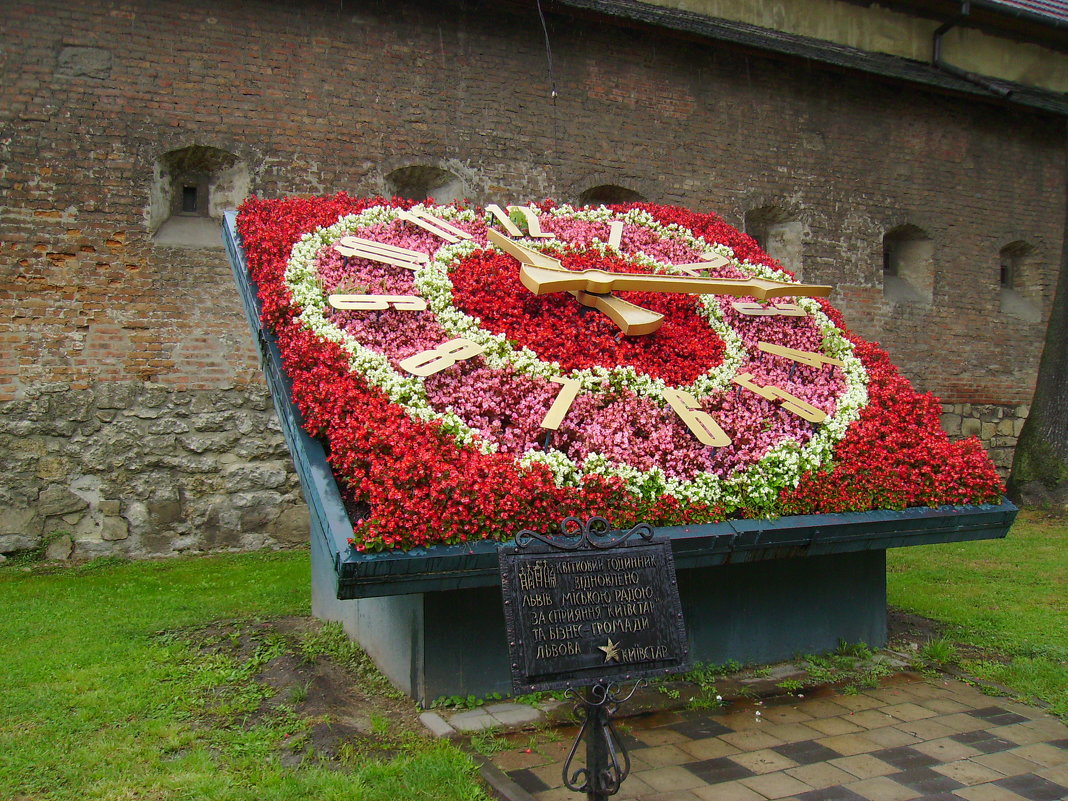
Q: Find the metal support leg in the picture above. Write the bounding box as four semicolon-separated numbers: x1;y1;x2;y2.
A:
562;682;643;800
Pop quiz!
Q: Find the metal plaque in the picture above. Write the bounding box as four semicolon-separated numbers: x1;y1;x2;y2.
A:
499;519;688;693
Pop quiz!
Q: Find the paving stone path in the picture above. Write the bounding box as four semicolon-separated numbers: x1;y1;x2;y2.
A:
471;674;1068;801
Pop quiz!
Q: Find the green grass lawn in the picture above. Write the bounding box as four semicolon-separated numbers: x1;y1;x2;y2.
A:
0;552;487;801
2;510;1063;799
887;509;1068;718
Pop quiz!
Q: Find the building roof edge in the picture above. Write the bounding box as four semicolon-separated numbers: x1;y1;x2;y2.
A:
554;0;1068;116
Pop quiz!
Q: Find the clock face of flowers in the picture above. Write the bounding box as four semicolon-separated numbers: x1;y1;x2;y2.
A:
238;196;1003;551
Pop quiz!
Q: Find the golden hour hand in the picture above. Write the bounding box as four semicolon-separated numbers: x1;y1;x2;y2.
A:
486;228;831;336
518;264;833;300
488;229;665;334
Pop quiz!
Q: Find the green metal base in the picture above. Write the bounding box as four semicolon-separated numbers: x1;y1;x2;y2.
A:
312;525;886;704
227;213;1007;706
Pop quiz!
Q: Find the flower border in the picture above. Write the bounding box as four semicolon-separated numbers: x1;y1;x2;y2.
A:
282;204;868;510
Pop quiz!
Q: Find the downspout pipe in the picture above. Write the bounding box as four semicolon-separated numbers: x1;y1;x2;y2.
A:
933;1;1014;97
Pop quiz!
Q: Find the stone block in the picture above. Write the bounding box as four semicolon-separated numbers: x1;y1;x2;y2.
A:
940;413;961;435
200;501;244;549
179;432;241;454
981;422;997;440
449;710;498;732
147;418;190;434
56;46;112;79
38;485;88;516
35;457;70;480
996;419;1015;436
138;532;176;555
148;500;183;527
269;503;310;546
95;383;137;410
45;534;74;561
418;711;455;738
141;386;170;408
0;533;38;553
223;461;287;491
191;394;216;413
961;419;982;438
52;393;93;422
98;500;121;515
0;507;43;538
101;516;129;541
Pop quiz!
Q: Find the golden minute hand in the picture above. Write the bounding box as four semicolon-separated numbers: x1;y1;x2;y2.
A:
486;228;569;272
519;263;833;300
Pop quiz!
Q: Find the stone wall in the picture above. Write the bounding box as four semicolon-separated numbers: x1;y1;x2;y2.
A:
1;0;1061;557
0;381;306;560
941;403;1029;478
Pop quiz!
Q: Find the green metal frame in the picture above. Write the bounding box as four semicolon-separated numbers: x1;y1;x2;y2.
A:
223;211;1017;602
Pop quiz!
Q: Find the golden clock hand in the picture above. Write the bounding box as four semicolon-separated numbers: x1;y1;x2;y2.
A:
488;229;664;334
519;263;833;300
486;228;569;272
571;291;664;336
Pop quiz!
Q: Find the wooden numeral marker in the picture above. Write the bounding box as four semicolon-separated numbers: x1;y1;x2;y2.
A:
486;204;524;237
757;342;843;368
335;236;428;271
732;372;827;423
540;377;581;431
674;253;731;276
663;388;731;446
732;302;807;317
509;205;554;238
328;294;427;311
607;220;624;250
486;204;555;239
397;209;473;243
398;338;484;377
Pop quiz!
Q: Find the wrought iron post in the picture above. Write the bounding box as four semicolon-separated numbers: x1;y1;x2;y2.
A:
501;516;688;800
562;681;643;800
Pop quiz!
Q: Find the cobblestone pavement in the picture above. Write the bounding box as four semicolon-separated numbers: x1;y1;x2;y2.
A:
471;674;1068;801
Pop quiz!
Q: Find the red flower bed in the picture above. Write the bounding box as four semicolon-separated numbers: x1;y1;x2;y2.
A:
237;194;1003;551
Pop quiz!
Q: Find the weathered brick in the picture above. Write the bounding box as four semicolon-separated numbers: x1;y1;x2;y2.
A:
0;0;1057;554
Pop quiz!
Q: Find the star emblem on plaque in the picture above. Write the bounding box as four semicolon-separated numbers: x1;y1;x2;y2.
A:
598;638;622;663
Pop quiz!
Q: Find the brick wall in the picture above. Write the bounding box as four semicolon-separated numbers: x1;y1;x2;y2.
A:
0;0;1060;556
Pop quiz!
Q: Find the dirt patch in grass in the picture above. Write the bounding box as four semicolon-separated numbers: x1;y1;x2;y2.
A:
179;617;427;767
887;606;945;648
887;607;1012;665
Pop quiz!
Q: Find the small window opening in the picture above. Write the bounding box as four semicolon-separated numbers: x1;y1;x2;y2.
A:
149;144;249;248
182;186;199;214
578;185;645;206
385;165;464;204
882;225;933;304
744;205;804;277
999;242;1041;323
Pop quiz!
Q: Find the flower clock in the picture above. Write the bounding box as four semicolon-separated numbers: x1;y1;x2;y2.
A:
237;195;1003;552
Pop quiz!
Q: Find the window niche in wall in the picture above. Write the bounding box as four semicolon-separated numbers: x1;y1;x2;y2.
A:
385;166;465;204
578;185;645;205
882;225;933;305
744;206;804;278
999;241;1043;323
149;145;249;248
